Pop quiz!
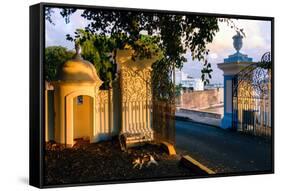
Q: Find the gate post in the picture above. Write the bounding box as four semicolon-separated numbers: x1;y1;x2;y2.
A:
115;47;159;145
218;32;253;129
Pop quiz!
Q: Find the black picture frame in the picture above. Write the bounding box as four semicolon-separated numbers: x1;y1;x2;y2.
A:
30;2;274;188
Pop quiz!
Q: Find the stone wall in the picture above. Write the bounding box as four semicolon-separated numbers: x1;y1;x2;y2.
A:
180;88;223;110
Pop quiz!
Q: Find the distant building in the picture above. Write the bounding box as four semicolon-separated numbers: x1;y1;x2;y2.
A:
175;70;204;91
204;83;224;90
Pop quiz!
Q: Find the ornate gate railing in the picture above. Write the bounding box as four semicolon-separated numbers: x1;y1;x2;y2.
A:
232;52;272;136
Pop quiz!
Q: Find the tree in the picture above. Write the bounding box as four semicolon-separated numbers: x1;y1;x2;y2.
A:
45;46;74;81
45;8;243;100
68;29;162;89
73;30;116;89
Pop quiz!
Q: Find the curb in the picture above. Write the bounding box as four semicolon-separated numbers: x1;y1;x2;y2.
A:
178;108;222;119
180;155;216;175
175;115;221;128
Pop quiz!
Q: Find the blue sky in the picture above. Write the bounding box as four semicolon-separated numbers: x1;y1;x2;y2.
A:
46;8;271;84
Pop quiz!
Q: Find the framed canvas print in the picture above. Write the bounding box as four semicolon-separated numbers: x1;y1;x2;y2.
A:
29;2;274;188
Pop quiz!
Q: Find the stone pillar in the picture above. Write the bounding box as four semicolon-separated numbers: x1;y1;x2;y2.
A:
115;48;159;141
218;32;253;129
218;62;253;129
222;74;234;129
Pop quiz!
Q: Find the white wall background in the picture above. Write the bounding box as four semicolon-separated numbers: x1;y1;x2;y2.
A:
0;0;279;190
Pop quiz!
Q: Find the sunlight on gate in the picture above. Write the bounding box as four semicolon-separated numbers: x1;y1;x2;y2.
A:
232;52;272;136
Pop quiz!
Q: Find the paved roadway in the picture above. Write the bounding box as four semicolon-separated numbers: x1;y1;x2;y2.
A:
175;120;272;173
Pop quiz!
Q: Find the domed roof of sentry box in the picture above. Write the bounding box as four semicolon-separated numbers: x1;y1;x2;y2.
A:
57;44;103;84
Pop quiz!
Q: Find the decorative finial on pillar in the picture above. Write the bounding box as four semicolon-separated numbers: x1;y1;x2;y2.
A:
74;42;82;59
223;31;252;63
232;31;243;53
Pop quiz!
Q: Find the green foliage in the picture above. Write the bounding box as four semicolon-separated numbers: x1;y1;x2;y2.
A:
152;58;175;101
46;8;238;100
130;35;162;61
75;30;116;89
45;46;74;81
67;12;219;100
201;60;213;85
67;29;118;89
79;11;219;69
60;8;77;24
45;7;54;25
45;9;244;85
67;29;163;89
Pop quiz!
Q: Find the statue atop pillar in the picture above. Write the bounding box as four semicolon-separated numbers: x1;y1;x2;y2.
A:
233;31;243;53
224;32;252;63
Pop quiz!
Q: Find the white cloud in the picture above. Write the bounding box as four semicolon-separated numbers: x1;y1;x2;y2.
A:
210;53;218;60
207;19;271;62
182;19;271;83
